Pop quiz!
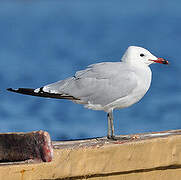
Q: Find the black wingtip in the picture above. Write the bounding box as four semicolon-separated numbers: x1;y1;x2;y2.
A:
7;88;36;94
7;88;17;92
6;87;79;100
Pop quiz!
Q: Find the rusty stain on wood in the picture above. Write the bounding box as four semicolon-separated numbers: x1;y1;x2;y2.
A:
0;130;53;163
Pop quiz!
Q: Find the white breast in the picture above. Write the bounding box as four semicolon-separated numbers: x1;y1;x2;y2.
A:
103;65;152;112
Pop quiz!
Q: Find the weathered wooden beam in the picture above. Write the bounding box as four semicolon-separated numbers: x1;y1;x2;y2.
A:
0;130;181;179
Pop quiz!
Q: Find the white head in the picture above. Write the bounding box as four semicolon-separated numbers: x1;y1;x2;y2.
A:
121;46;168;66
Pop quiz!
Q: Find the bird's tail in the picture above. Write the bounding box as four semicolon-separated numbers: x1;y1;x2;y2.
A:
7;88;79;100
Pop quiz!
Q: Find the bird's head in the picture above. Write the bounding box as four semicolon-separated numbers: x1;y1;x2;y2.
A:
121;46;169;66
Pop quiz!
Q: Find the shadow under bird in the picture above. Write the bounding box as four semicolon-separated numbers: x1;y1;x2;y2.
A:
7;46;169;140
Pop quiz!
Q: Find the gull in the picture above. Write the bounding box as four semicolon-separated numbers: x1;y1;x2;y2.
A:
7;46;169;140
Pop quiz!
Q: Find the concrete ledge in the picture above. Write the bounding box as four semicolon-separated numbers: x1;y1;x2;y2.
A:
1;130;181;180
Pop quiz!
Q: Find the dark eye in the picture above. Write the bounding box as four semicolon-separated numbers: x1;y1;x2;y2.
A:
140;53;145;57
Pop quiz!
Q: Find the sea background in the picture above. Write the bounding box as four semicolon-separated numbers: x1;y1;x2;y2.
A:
0;0;180;140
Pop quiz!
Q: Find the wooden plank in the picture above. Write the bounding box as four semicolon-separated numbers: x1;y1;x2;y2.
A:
0;130;181;179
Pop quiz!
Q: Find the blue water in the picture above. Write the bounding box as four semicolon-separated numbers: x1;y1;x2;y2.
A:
0;0;181;140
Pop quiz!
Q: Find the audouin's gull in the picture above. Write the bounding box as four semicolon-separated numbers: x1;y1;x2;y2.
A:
7;46;169;140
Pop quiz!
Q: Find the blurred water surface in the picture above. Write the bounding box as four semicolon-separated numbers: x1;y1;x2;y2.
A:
0;0;181;140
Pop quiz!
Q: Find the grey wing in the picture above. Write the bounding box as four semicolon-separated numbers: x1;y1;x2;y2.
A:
41;62;138;106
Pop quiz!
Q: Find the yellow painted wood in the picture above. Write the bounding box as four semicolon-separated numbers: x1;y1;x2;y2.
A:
0;130;181;180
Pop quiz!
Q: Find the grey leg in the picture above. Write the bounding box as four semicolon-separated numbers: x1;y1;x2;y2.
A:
107;110;131;141
107;109;114;139
107;113;111;138
110;111;114;137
